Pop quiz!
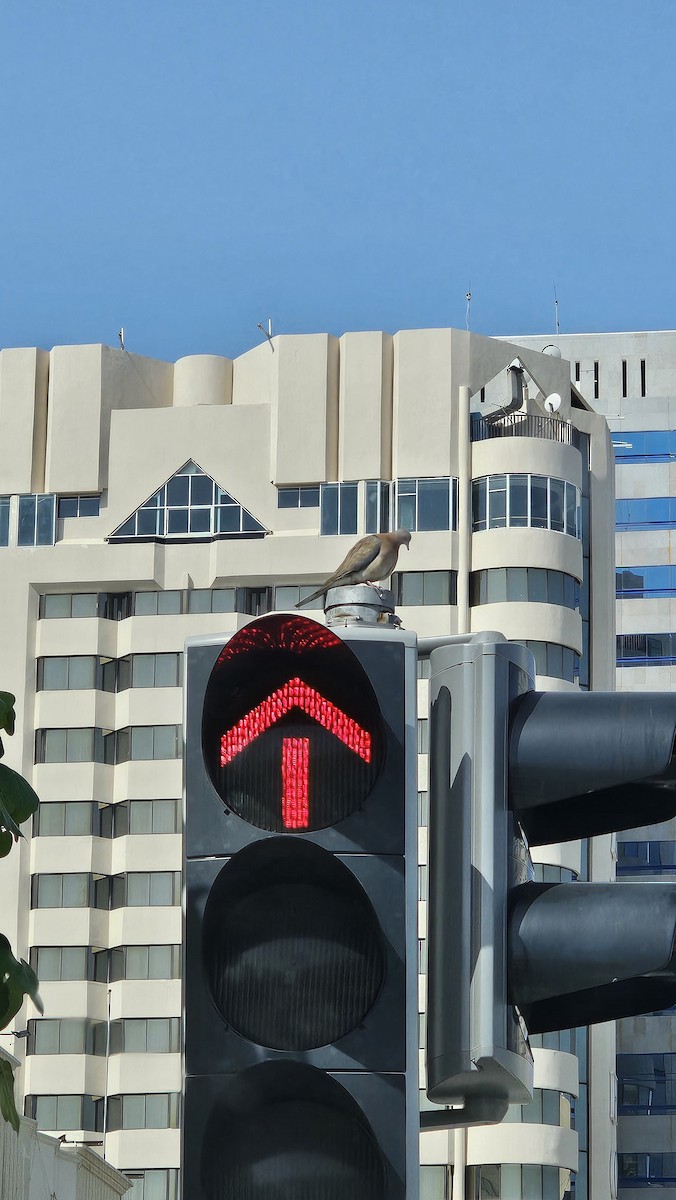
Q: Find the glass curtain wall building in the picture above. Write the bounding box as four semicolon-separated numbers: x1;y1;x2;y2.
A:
511;329;676;1200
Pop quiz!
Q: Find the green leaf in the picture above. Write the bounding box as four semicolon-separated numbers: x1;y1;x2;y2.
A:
0;764;39;837
0;1057;19;1133
0;935;42;1030
0;694;15;738
0;831;12;858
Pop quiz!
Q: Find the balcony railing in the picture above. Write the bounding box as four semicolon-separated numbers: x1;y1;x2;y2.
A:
470;412;581;449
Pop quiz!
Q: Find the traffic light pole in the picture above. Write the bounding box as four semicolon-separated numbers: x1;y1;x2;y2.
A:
425;638;535;1127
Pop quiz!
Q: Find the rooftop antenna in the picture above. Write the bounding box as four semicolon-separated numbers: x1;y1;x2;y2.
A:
465;284;472;332
118;327;125;350
553;286;560;340
257;319;274;351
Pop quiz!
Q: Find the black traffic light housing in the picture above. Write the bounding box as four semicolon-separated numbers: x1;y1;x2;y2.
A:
426;634;676;1127
183;614;419;1200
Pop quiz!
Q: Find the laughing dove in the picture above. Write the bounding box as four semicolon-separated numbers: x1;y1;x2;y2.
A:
296;529;411;608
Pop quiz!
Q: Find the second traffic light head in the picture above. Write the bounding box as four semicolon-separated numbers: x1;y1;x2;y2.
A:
509;691;676;845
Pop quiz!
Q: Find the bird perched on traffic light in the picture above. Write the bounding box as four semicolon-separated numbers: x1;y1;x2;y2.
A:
296;529;411;608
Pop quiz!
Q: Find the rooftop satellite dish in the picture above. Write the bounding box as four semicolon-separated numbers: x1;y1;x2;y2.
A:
541;344;562;358
544;392;562;414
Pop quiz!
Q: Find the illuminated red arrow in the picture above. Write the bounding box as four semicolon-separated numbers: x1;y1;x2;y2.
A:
220;677;371;829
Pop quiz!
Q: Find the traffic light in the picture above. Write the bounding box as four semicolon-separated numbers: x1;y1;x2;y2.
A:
425;635;676;1127
183;613;419;1199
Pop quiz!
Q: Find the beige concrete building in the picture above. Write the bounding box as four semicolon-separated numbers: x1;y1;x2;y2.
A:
0;328;615;1200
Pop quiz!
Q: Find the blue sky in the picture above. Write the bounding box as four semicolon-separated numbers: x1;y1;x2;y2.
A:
1;1;674;362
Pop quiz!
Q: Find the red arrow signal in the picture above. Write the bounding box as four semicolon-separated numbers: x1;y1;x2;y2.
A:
220;677;372;830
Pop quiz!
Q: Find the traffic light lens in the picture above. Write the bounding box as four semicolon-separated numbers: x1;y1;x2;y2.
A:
203;1100;386;1199
202;614;384;832
202;839;386;1050
201;1065;387;1200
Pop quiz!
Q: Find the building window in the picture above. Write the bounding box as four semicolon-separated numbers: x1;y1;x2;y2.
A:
38;587;259;620
123;1169;180;1200
37;656;99;690
0;496;9;545
114;944;181;981
365;481;392;534
40;593;99;619
17;494;55;546
616;496;676;530
618;1054;676;1115
36;728;105;763
30;946;92;981
396;478;456;532
111;460;266;541
641;358;647;397
112;872;181;908
619;1152;676;1186
612;430;676;462
108;1018;180;1054
105;799;181;836
466;1165;575;1197
273;584;323;611
277;486;320;509
113;725;181;762
130;653;182;689
320;482;358;536
28;1094;98;1132
393;571;457;606
419;1165;450;1199
106;1092;180;1131
617;632;676;665
31;873;90;908
33;802;96;837
528;1027;577;1055
134;589;183;615
502;1087;572;1128
617;566;676;598
472;474;580;537
470;567;579;609
186;588;237;614
524;641;580;683
617;841;676;875
57;495;100;518
28;1018;92;1056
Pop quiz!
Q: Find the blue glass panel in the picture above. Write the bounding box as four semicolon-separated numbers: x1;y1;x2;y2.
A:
0;497;9;546
242;511;265;533
17;496;36;546
417;479;449;531
190;475;213;506
277;488;298;509
339;483;358;535
36;496;55;545
299;486;320;508
166;476;189;506
320;484;338;535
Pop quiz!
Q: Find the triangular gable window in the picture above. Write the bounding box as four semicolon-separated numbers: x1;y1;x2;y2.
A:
109;461;267;542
